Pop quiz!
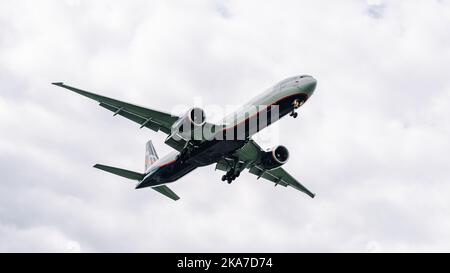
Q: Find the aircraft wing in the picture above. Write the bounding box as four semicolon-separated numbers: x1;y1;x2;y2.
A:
216;139;315;198
52;82;179;134
247;165;315;198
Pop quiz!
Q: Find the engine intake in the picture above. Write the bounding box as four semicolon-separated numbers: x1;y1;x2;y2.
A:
188;107;206;127
172;107;206;141
261;145;289;170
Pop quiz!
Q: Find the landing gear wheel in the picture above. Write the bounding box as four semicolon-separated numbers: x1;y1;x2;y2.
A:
223;172;238;184
292;112;298;118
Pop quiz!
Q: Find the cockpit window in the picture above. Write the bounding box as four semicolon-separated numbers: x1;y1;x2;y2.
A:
279;75;311;89
279;77;297;86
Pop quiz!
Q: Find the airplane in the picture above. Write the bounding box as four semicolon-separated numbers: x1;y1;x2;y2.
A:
52;74;317;201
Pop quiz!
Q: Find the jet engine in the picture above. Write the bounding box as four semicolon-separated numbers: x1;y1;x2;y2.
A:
171;107;206;139
260;145;289;170
178;107;206;129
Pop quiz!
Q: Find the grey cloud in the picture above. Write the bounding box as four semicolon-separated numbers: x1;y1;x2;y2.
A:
1;0;450;252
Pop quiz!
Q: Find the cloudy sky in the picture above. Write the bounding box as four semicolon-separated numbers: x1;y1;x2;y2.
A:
1;0;450;252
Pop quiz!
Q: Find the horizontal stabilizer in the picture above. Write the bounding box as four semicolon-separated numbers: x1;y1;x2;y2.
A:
152;185;180;201
94;164;179;201
93;164;144;181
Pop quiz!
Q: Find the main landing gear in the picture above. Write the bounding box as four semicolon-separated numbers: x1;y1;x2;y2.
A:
220;159;243;184
289;111;298;119
178;141;198;163
221;171;240;184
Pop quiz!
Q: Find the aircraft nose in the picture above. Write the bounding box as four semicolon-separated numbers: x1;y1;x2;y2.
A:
301;77;317;95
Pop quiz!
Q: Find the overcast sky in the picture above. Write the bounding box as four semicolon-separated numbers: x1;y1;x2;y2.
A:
1;0;450;252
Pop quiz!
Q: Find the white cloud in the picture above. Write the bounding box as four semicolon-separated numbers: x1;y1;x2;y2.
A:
0;0;450;252
0;224;82;252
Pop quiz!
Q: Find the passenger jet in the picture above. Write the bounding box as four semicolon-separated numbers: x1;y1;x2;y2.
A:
53;75;317;201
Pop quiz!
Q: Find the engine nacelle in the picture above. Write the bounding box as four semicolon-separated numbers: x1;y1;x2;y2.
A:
260;145;289;170
172;107;206;139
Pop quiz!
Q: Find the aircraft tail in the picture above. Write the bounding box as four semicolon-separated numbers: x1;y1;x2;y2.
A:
145;140;159;172
93;141;180;201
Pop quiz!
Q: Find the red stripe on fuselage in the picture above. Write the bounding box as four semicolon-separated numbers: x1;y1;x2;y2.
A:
222;93;307;132
157;159;177;168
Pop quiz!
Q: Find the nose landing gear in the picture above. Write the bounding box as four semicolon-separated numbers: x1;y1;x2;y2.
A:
290;99;303;119
293;99;303;108
290;111;298;119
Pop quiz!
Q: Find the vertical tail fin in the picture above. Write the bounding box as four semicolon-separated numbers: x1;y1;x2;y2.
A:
145;140;159;172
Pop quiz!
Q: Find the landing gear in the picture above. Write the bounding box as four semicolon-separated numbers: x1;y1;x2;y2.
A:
219;158;245;184
293;98;304;109
178;141;198;163
290;99;303;119
178;149;190;163
222;172;238;184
